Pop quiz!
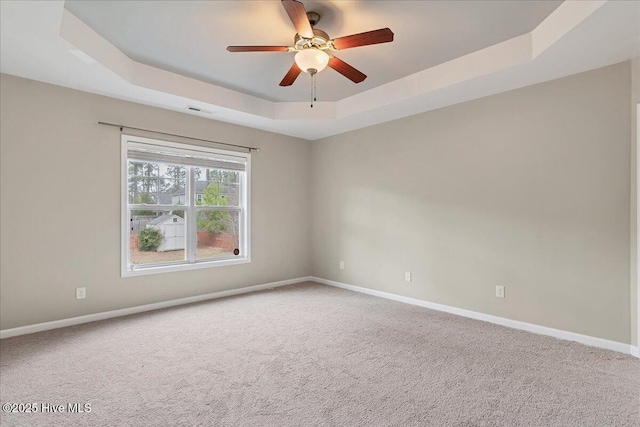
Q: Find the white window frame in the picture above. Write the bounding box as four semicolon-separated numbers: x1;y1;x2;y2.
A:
121;135;251;277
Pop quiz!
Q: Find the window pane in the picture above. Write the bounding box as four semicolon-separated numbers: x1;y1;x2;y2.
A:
129;210;186;267
128;176;161;205
160;164;186;205
194;168;241;207
128;160;185;205
196;209;240;260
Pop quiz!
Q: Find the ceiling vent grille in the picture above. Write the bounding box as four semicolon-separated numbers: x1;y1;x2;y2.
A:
186;106;214;114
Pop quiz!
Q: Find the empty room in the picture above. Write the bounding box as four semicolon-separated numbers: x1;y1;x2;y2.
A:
1;1;639;425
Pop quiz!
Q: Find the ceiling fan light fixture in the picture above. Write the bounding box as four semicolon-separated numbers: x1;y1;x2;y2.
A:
228;1;394;87
295;48;329;74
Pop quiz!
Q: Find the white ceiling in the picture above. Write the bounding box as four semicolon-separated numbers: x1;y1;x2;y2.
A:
64;0;562;102
1;1;639;141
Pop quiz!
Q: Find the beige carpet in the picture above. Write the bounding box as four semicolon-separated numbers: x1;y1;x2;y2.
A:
1;282;638;426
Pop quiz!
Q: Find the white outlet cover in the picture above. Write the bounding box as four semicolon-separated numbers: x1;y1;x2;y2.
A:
339;261;344;270
496;286;505;298
405;272;411;282
76;287;86;300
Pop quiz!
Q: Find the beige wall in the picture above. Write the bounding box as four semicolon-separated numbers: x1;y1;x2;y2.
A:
632;57;640;347
2;61;636;346
0;74;312;330
311;62;632;344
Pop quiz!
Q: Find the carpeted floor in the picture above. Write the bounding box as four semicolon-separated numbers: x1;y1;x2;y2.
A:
0;282;638;426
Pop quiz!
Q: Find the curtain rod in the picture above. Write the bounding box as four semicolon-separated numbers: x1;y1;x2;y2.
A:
98;122;260;152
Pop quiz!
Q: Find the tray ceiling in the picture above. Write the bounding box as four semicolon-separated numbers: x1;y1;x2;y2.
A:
64;1;562;102
1;1;638;140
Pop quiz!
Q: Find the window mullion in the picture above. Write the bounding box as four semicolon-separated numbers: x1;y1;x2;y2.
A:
239;171;245;257
194;206;241;212
128;204;184;210
187;166;197;263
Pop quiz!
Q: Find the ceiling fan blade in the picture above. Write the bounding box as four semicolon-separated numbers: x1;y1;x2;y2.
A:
227;46;289;52
279;62;302;86
331;28;394;50
281;0;314;39
328;56;367;83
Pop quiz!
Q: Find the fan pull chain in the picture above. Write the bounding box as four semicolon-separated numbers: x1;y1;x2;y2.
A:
310;73;315;108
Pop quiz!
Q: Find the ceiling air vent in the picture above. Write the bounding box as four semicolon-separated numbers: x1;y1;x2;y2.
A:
186;106;214;114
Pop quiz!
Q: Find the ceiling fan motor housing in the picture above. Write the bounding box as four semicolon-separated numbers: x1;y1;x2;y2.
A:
295;29;330;49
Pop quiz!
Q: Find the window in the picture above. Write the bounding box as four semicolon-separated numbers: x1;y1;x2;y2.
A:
121;135;250;276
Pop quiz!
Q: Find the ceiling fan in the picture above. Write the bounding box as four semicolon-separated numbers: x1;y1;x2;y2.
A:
226;0;394;87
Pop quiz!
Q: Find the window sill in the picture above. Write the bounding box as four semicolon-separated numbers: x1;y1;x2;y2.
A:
121;257;250;278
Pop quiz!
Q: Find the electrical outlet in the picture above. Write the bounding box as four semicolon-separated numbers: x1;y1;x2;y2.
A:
405;272;411;282
339;261;344;270
495;285;505;298
76;287;86;300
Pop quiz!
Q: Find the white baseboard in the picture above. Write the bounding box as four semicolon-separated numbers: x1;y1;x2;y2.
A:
3;276;638;359
0;276;312;339
310;276;636;357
